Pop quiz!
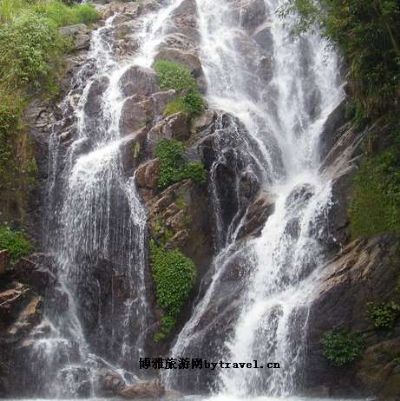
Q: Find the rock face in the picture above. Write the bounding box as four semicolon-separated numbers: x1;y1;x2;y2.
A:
9;1;399;400
119;380;165;399
147;179;213;273
305;235;400;399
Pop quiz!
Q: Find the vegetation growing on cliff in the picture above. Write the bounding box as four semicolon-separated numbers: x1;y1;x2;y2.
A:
367;301;400;330
154;60;204;116
349;145;400;237
156;139;206;189
0;225;32;263
0;0;99;222
321;330;364;366
150;241;196;342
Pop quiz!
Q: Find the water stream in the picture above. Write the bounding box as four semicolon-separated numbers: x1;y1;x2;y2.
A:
14;0;357;399
168;0;344;396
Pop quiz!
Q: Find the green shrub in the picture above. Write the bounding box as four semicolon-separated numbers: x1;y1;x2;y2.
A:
154;60;197;92
321;330;364;366
164;98;187;116
349;148;400;238
150;241;196;341
0;0;99;26
0;225;32;262
154;314;176;343
367;302;400;330
33;1;99;27
154;60;204;116
0;99;20;180
0;0;99;196
155;139;206;189
0;13;65;91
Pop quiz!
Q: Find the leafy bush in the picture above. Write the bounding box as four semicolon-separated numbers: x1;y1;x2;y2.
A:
367;302;400;330
0;13;65;91
0;99;20;180
150;241;196;341
349;148;400;238
321;330;364;366
153;60;204;116
0;0;98;25
33;1;99;27
0;225;32;262
155;139;206;189
0;0;98;199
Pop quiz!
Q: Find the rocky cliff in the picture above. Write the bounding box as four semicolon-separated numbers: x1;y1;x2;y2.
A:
0;0;399;400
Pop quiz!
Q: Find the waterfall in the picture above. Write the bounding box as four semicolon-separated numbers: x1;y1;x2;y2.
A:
20;0;347;397
33;2;186;396
168;0;344;395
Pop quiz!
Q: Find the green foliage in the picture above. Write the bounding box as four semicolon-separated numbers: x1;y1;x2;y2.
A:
0;13;65;91
0;0;98;201
349;147;400;237
0;99;20;180
280;0;400;119
153;315;176;343
321;329;364;366
155;139;206;189
367;301;400;330
154;60;198;92
33;2;99;27
154;60;204;116
164;98;187;116
0;225;32;262
0;0;99;25
150;241;196;341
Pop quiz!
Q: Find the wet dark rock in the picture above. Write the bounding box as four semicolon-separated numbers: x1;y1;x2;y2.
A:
171;248;253;392
147;179;213;273
238;0;267;32
84;76;110;117
96;368;126;396
252;24;274;52
305;235;400;399
59;24;91;51
166;0;199;44
150;90;176;118
118;379;165;399
119;66;159;98
120;127;148;173
319;101;348;160
238;191;275;238
120;97;152;136
146;112;191;156
135;159;160;202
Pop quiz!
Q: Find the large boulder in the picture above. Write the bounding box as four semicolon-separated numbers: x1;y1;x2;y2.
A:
135;159;160;202
238;191;275;238
59;24;91;51
119;66;159;98
119;97;152;136
118;379;165;399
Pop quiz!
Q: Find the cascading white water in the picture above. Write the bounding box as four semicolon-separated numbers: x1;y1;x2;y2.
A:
36;1;188;396
169;0;344;396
